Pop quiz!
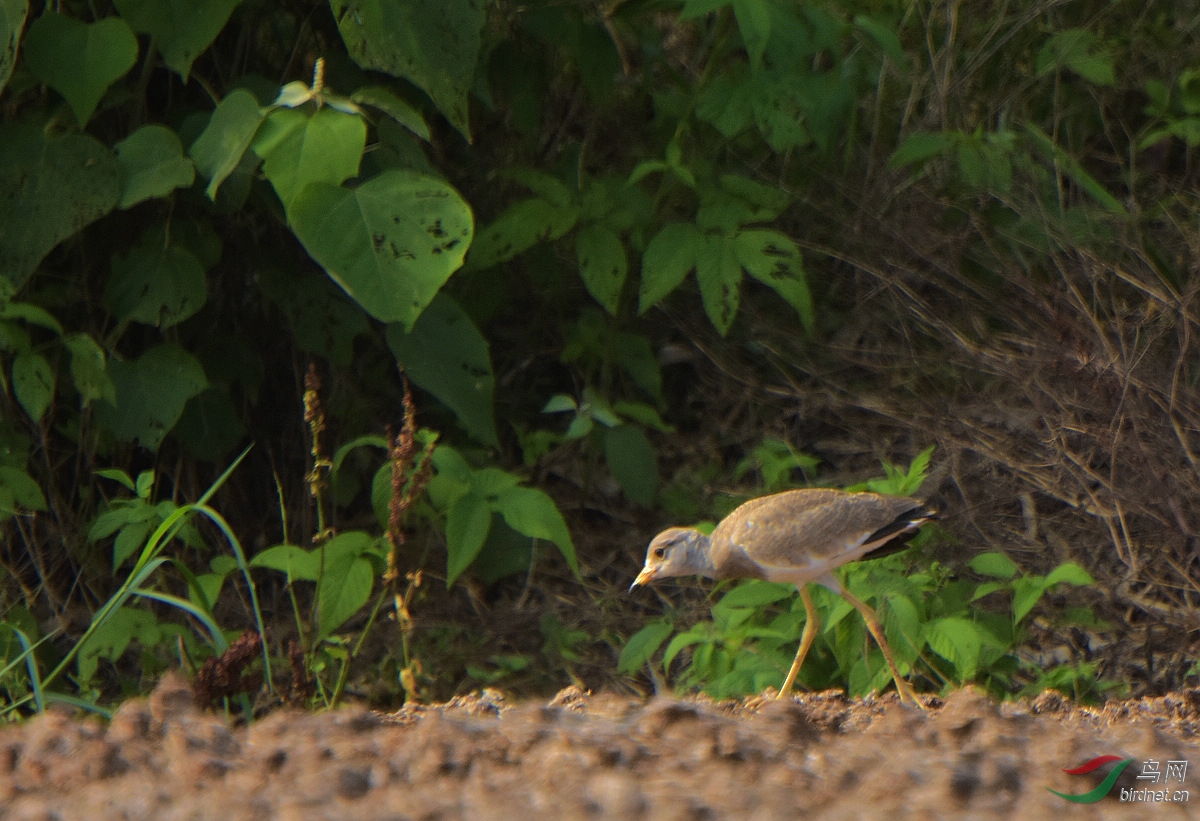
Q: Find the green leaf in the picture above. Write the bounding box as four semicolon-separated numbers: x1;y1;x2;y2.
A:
967;552;1019;579
467;198;579;270
492;486;578;576
94;468;136;492
542;394;577;413
613;334;663;401
1025;124;1125;214
735;229;813;331
0;465;48;514
604;424;657;506
112;519;155;568
23;15;138;126
695;234;741;335
96;344;208;450
249;544;321;580
889;131;955;169
468;467;521;498
680;0;730;19
0;126;121;289
0;301;62;335
76;606;158;686
189;89;265;200
883;594;923;665
925;616;982;679
1011;576;1048;625
717;580;795;609
445;491;492;586
114;125;195;209
64;333;115;406
732;0;770;70
288;169;473;328
639;222;703;313
853;15;906;66
112;0;241;81
316;532;378;639
330;0;485;141
0;0;27;97
13;351;53;422
105;237;207;328
1036;29;1114;86
254;107;366;210
576;224;627;315
618;619;675;674
351;85;431;141
1044;562;1095;588
386;292;497;446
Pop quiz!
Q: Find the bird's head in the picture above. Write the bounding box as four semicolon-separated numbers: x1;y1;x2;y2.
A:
630;527;713;590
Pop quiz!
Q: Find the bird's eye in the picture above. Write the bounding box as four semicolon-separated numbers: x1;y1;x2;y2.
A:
653;546;666;560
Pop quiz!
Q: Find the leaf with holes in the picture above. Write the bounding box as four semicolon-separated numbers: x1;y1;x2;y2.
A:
695;234;741;335
289;169;473;329
13;351;53;423
467;198;578;270
576;223;627;315
0;127;121;289
105;238;207;328
96;344;208;450
735;229;813;332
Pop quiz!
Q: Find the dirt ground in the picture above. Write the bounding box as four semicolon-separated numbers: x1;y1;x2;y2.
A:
1;673;1197;820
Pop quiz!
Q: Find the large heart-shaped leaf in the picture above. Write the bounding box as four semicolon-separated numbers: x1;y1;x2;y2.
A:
329;0;484;141
289;169;473;328
96;344;208;450
0;126;120;289
254;107;365;209
114;125;195;208
113;0;240;80
23;15;137;126
105;236;207;328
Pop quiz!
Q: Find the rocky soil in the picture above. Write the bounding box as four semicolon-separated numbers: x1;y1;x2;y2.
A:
2;674;1198;820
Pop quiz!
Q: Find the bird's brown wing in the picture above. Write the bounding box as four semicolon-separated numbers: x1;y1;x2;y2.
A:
709;490;930;582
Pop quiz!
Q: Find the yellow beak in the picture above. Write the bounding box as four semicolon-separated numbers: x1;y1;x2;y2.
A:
630;565;658;591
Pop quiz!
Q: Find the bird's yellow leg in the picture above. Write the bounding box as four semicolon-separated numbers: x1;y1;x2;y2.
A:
778;585;819;699
838;588;925;710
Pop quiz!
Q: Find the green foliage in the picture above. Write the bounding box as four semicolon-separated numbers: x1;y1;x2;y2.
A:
539;387;664;505
89;468;202;569
0;0;1169;707
251;532;388;642
734;438;818;492
623;451;1106;701
1;449;262;716
426;444;577;587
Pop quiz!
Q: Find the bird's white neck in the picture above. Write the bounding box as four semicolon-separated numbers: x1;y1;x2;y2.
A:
683;532;718;578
